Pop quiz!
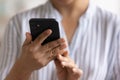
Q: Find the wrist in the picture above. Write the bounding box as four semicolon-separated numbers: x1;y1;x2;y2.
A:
5;59;33;80
14;59;33;73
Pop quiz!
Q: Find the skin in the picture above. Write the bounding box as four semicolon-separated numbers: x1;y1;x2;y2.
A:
5;0;89;80
55;52;83;80
5;30;67;80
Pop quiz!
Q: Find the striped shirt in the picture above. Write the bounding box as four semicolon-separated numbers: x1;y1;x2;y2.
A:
0;1;120;80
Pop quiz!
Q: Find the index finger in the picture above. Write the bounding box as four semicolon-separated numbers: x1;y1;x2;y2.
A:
34;29;52;45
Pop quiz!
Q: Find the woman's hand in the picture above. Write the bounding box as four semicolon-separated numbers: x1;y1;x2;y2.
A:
18;29;67;72
5;29;67;80
54;52;83;80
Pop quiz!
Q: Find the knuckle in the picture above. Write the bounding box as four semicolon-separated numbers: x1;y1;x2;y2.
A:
51;40;60;47
52;49;57;53
29;47;38;54
52;49;59;55
42;44;50;50
49;41;57;48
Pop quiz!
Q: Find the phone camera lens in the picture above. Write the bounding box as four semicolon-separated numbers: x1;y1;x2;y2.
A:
37;24;40;27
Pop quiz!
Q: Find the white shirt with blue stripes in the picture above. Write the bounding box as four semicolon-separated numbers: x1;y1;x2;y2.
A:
0;1;120;80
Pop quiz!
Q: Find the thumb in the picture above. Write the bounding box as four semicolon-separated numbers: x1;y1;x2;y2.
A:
23;32;32;46
54;59;64;72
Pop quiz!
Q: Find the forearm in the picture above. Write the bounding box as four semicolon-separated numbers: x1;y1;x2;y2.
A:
5;60;32;80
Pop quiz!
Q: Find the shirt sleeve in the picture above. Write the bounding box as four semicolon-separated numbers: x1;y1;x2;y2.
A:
114;32;120;80
0;17;21;80
113;16;120;80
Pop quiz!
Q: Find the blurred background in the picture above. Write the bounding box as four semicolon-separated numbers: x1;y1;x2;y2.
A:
0;0;120;46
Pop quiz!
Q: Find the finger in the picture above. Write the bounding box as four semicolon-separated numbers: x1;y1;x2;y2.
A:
34;29;52;45
72;68;83;78
62;50;69;57
42;38;66;51
59;43;67;50
23;32;32;46
61;61;75;69
54;59;61;66
57;54;69;62
72;68;83;75
54;59;63;69
61;61;81;74
50;42;67;55
47;48;67;61
54;59;66;74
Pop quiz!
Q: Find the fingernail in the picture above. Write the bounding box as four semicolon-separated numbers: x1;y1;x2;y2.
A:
47;29;52;34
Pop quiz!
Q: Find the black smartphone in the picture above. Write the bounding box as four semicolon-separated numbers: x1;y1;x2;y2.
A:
29;18;60;45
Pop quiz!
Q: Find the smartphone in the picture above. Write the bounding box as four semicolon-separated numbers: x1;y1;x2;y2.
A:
29;18;60;45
